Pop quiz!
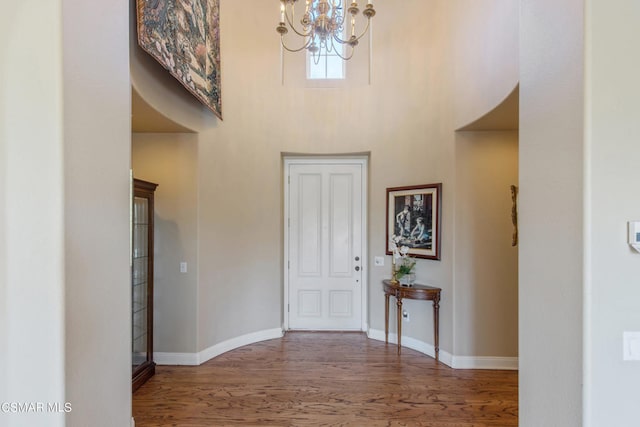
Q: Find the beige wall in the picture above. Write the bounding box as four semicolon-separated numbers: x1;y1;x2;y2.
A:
454;131;519;357
584;0;640;425
520;1;640;425
2;0;132;426
1;2;66;426
452;0;519;129
200;0;457;347
519;0;584;425
63;0;132;425
131;0;519;363
132;134;199;353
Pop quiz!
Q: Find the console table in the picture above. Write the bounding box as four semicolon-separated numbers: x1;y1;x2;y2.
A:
383;280;441;361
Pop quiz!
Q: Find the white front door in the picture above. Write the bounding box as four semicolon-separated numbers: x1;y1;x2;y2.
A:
285;159;366;330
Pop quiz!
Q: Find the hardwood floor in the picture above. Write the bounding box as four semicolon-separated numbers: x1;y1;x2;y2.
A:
133;332;518;426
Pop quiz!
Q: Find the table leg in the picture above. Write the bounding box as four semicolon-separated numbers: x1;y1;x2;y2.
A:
396;297;403;355
433;296;440;362
384;293;390;344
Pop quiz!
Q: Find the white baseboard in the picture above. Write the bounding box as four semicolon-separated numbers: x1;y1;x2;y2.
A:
155;328;284;366
367;328;518;370
198;328;284;364
155;327;517;370
451;355;518;370
154;351;199;366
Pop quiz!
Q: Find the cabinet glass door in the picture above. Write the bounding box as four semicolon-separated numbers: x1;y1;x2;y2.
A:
132;196;150;371
132;178;157;391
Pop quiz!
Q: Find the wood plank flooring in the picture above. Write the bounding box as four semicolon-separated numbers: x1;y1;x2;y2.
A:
133;332;518;426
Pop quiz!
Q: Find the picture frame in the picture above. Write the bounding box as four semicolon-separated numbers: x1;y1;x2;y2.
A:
386;183;442;260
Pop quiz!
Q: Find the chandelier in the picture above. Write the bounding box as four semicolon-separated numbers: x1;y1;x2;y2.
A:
276;0;376;62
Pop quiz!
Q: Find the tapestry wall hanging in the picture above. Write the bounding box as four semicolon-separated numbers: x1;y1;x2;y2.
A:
136;0;222;119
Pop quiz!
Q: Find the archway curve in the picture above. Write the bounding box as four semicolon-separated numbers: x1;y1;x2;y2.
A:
132;87;196;133
456;84;519;132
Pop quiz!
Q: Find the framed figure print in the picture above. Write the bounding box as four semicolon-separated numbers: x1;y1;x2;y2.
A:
386;183;442;260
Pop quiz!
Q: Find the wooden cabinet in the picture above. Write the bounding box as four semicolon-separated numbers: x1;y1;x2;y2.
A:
132;178;158;392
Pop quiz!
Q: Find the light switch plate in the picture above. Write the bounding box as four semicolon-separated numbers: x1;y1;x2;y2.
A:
629;221;640;252
623;331;640;361
374;256;385;267
180;262;187;273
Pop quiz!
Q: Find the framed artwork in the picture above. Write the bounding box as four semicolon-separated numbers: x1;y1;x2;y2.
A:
136;0;222;119
386;183;442;260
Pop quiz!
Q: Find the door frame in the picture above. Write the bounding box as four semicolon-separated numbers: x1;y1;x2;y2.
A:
283;156;368;331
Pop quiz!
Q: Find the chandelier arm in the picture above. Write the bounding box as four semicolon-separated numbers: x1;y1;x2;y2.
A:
333;43;355;60
311;50;322;65
328;34;354;60
281;36;313;53
332;15;372;44
353;19;372;42
284;5;313;37
332;33;349;45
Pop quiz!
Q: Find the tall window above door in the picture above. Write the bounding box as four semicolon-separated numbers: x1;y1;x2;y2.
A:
306;1;346;80
308;48;346;80
278;0;374;88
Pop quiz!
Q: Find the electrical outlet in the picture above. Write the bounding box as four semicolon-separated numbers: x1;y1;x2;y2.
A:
374;256;385;267
180;262;187;273
402;310;410;322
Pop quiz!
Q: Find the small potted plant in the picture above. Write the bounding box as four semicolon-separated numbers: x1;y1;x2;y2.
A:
396;248;416;286
390;235;416;286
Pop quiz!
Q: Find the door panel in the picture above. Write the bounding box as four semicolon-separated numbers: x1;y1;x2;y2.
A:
329;290;353;317
298;173;322;276
298;290;321;317
288;162;363;330
329;173;352;277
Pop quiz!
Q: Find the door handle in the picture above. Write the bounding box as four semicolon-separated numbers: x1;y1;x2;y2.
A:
355;266;360;271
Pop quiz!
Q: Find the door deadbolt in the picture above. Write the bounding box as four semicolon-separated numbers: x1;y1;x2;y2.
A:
355;256;360;261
